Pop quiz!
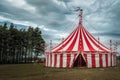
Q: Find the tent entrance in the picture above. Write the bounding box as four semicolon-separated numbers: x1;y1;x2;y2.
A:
73;54;86;67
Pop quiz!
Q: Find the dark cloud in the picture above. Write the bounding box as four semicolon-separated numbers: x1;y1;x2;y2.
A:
58;0;72;2
0;0;42;26
25;0;72;27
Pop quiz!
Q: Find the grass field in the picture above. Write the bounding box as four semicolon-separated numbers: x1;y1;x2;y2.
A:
0;63;120;80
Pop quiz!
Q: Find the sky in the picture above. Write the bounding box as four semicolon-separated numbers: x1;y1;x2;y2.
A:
0;0;120;54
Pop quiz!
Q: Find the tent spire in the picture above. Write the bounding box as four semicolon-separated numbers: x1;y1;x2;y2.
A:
114;41;117;52
110;40;112;52
75;7;83;25
79;9;83;25
50;40;52;52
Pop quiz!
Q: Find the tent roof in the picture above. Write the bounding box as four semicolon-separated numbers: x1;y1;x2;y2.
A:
51;23;110;53
49;9;111;53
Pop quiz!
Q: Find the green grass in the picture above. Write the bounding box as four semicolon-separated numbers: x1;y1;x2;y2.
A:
0;63;120;80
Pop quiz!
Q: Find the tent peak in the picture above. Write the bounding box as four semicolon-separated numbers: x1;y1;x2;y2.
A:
79;9;83;25
75;7;83;25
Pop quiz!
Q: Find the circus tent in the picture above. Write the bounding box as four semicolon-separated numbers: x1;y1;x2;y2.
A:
45;9;117;68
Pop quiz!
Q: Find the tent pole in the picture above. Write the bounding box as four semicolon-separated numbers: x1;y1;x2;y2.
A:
110;40;112;52
80;52;82;67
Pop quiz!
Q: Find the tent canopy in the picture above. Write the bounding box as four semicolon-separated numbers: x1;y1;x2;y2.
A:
51;20;110;53
45;9;116;68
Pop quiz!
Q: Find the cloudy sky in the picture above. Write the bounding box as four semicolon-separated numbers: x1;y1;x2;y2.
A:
0;0;120;53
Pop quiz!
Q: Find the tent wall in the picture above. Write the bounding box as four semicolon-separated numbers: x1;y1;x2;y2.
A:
45;52;77;68
83;53;116;68
45;52;116;68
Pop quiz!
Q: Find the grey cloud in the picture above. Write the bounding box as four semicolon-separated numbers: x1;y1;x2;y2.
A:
92;32;120;38
0;1;41;25
58;0;72;3
0;0;120;52
25;0;71;26
82;0;120;35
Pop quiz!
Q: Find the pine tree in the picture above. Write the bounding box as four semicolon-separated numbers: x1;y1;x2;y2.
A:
0;23;45;64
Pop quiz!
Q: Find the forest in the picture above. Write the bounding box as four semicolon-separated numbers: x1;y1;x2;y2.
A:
0;23;45;64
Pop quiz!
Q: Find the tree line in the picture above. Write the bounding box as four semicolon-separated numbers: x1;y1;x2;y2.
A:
0;23;45;64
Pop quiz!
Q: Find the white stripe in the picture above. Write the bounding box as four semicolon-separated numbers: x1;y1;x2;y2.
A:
52;28;77;52
48;54;51;67
56;54;60;67
112;54;114;66
45;54;48;66
102;54;106;67
47;54;49;67
72;28;80;51
82;29;89;51
51;54;54;67
113;55;115;66
108;54;111;66
86;30;110;51
114;55;116;66
69;53;75;67
83;30;99;51
115;55;117;66
62;29;78;51
114;55;115;66
87;54;92;68
81;52;85;61
95;54;100;67
62;53;67;67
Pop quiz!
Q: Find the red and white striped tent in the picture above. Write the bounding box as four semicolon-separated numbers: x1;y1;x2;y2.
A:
45;9;117;68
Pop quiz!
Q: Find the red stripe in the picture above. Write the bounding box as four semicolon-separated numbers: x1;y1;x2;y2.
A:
84;54;87;67
50;54;52;67
78;27;81;51
52;27;78;50
47;54;49;66
66;54;71;68
80;27;84;50
92;54;96;68
83;27;110;51
56;28;79;52
82;28;95;51
48;54;50;67
83;28;106;51
45;56;46;66
111;54;112;66
60;54;63;68
78;27;84;51
54;54;57;67
99;54;103;67
67;29;79;51
105;54;108;67
52;27;78;52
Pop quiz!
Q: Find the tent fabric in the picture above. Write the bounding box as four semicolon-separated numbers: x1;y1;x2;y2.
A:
45;52;77;68
45;53;116;68
51;24;110;53
45;10;116;68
